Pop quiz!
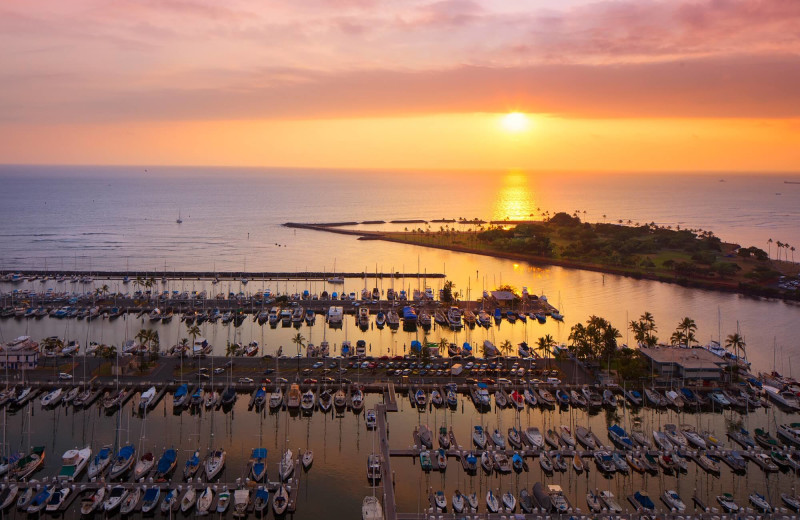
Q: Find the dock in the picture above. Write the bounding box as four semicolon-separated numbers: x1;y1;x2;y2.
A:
384;382;398;412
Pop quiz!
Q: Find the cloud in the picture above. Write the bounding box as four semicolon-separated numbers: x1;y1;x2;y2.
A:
2;54;799;124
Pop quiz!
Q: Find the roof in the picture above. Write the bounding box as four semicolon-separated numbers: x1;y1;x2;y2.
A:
491;291;516;301
639;346;726;370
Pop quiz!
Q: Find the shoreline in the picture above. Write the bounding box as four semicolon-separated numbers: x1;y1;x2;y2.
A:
283;223;800;303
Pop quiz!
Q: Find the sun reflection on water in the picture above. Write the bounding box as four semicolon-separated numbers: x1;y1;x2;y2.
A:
491;170;538;222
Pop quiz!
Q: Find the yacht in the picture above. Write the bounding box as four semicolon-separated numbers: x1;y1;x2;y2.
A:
88;446;112;479
154;448;178;481
133;452;155;480
109;445;136;480
273;485;289;515
58;447;91;481
279;449;294;481
286;384;301;408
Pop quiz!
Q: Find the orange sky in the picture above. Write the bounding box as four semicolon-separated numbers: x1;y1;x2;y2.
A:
1;0;799;171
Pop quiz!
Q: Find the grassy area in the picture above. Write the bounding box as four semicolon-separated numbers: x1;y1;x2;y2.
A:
381;213;799;300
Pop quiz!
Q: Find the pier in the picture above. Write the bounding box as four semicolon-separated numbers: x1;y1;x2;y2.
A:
0;269;445;281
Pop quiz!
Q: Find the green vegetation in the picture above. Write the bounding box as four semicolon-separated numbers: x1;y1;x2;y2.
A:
384;212;798;300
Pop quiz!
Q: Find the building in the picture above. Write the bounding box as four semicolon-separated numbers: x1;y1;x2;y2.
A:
0;348;39;370
639;346;726;381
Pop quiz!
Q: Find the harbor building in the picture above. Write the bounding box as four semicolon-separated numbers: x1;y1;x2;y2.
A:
639;346;726;382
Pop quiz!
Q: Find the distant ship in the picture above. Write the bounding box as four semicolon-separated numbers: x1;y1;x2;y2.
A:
784;181;800;185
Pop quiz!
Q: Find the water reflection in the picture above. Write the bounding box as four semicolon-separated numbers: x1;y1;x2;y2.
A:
491;170;538;222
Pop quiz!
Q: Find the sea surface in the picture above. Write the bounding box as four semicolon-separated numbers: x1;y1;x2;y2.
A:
0;166;798;373
1;166;800;519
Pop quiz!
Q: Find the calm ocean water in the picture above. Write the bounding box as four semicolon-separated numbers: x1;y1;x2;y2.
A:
1;166;800;519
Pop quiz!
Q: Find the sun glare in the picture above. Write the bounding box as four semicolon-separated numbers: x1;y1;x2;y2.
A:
501;112;530;133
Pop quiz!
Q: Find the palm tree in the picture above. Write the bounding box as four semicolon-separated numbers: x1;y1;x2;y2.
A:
725;333;746;366
792;246;796;263
292;332;306;373
674;317;697;347
536;334;555;368
187;324;200;349
499;340;513;356
768;238;773;259
438;337;449;356
101;344;117;360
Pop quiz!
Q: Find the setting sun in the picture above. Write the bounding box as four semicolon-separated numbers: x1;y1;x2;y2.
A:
501;112;530;133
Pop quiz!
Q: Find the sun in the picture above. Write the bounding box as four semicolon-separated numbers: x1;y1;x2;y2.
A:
501;112;530;133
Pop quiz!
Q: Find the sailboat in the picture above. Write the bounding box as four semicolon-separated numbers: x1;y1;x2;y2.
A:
176;210;183;224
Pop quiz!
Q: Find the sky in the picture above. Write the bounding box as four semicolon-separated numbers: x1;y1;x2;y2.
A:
1;0;799;171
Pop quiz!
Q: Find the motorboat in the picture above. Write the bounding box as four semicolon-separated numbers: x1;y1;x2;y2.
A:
539;451;553;472
662;489;686;512
502;491;516;512
26;486;52;514
608;424;634;449
269;387;283;409
161;487;179;513
58;447;91;481
41;388;63;407
630;491;655;512
173;384;189;408
575;426;596;449
252;487;268;514
525;427;543;448
300;389;315;411
433;490;446;511
216;488;231;513
717;493;740;514
507;427;522;448
46;486;70;512
559;425;576;447
13;446;45;479
81;486;106;515
367;453;382;481
491;428;505;449
361;494;382;520
452;490;465;513
418;424;433;449
232;488;251;517
139;386;157;411
749;492;772;513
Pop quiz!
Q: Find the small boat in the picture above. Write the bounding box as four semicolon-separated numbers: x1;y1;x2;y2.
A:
154;448;178;481
624;388;643;406
139;386;156;411
133;452;155;480
545;429;560;448
547;484;571;513
46;486;70;512
81;486;106;515
586;490;602;513
88;446;112;479
781;492;800;512
279;449;294;480
452;490;465;513
511;452;524;472
629;491;655;512
0;485;18;511
272;485;288;515
472;426;487;449
269;387;283;409
204;449;226;480
41;388;63;407
480;451;493;472
573;453;584;473
777;422;800;446
502;491;516;512
249;448;268;482
318;390;333;412
525;427;544;448
216;488;231;513
594;451;616;473
252;487;269;514
16;486;36;511
104;485;128;512
749;492;772;513
755;427;779;449
418;424;433;449
559;425;576;447
120;485;142;515
302;449;314;469
438;426;450;449
575;426;596;449
538;388;556;407
485;490;499;513
430;389;443;407
652;430;674;451
509;390;524;409
523;388;538;406
612;451;629;473
196;487;214;514
466;492;479;511
717;493;739;513
434;490;446;511
27;486;52;514
419;450;432;471
602;388;618;407
519;489;533;513
351;387;364;411
180;486;197;513
555;389;570;406
109;444;136;480
507;427;522;448
300;389;315;411
172;384;189;408
539;452;553;472
366;409;377;429
608;424;634;450
140;487;160;514
662;489;686;512
361;495;382;520
161;487;179;513
184;450;201;480
491;428;505;448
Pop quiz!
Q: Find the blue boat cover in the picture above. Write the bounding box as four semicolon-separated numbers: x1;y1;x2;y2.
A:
143;488;159;500
117;445;135;459
251;448;267;459
157;449;177;473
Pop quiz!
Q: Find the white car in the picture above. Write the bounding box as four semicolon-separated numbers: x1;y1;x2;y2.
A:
237;377;254;384
58;372;73;380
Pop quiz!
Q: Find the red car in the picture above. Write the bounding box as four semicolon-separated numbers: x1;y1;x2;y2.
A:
303;378;318;385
